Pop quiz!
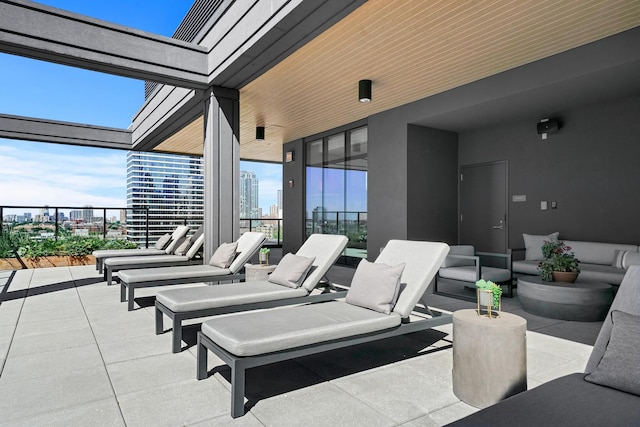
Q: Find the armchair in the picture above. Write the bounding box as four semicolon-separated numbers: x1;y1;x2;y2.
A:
434;245;513;300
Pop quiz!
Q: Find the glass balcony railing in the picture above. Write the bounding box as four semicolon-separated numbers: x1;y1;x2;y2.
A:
1;205;283;267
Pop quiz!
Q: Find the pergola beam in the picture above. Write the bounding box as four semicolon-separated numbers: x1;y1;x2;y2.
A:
0;0;208;89
0;113;132;150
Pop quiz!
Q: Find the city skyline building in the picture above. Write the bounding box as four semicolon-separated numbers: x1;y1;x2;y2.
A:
126;151;204;245
239;171;259;219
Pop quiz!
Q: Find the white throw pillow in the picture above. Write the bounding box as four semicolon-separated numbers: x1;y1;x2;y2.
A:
346;259;406;314
173;236;193;256
268;253;315;288
208;242;238;268
155;233;172;250
523;232;559;261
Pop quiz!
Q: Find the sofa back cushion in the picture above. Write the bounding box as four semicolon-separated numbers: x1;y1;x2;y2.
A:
564;241;638;266
523;232;559;261
441;245;475;268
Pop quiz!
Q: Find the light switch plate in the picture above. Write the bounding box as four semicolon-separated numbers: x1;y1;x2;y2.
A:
540;201;548;210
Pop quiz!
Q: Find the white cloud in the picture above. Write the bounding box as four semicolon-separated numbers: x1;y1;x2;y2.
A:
0;141;126;208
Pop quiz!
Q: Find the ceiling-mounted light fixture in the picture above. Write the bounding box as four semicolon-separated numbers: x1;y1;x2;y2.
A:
358;79;372;103
256;126;265;141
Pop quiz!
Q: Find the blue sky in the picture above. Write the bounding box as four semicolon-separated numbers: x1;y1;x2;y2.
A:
0;0;281;213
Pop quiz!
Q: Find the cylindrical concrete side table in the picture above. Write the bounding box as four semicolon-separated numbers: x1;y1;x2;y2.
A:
452;309;527;409
244;263;276;282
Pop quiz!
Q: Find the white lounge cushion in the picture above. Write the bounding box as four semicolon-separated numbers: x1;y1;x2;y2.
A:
156;281;308;312
209;242;238;268
155;233;172;250
346;259;405;314
104;254;188;268
227;232;268;273
93;248;164;258
201;301;401;356
268;253;315;288
295;234;348;291
118;264;230;285
523;232;559;261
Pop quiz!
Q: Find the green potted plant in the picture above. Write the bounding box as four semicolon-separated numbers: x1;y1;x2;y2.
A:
475;279;503;316
538;240;580;282
259;247;270;265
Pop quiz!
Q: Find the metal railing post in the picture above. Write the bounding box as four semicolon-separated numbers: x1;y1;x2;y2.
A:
145;208;150;248
55;207;59;241
103;208;107;239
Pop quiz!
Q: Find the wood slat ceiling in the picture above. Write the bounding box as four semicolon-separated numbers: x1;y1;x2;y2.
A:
155;0;640;161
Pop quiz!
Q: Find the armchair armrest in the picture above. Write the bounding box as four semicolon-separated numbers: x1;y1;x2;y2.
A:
476;251;512;271
440;254;481;281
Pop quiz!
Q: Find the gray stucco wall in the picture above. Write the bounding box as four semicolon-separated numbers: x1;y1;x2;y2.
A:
282;139;305;254
407;125;458;245
458;94;640;248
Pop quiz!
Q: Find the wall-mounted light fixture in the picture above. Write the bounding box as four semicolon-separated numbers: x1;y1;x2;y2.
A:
358;79;372;103
537;118;561;140
256;126;265;141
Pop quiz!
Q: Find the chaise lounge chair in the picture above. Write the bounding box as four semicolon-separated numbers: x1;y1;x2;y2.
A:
117;231;267;311
155;233;348;353
93;225;190;274
196;239;451;418
103;228;205;285
445;265;640;427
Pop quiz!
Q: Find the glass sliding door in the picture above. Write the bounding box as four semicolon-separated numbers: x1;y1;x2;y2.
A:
305;126;367;263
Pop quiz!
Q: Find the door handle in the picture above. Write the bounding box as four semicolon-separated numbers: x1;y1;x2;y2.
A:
492;225;504;230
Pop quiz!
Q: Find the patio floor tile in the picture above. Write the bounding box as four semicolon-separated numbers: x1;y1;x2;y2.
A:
1;343;103;384
0;365;114;423
0;397;124;427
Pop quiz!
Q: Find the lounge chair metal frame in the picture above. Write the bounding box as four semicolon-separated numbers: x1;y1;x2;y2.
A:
157;289;347;353
196;309;452;418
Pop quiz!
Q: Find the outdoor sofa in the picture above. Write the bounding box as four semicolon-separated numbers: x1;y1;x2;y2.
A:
195;239;451;418
155;233;348;352
103;231;204;285
117;231;267;311
93;224;190;274
513;232;640;285
446;265;640;427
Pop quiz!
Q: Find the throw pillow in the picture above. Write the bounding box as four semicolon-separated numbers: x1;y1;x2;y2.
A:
268;253;316;288
584;310;640;396
346;259;406;314
209;242;239;268
173;236;193;256
523;232;559;261
612;250;640;269
155;233;172;250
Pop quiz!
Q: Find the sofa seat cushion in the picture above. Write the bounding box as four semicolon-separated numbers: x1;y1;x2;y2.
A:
439;266;511;283
444;373;640;427
156;281;308;312
93;248;163;258
563;241;638;266
514;261;627;285
578;264;628;285
201;301;401;356
512;260;540;275
118;264;230;285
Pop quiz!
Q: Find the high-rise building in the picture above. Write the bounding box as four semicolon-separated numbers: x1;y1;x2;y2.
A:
239;171;259;219
126;151;203;245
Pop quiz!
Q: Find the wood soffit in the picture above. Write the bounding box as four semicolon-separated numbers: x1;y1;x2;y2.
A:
154;0;640;162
